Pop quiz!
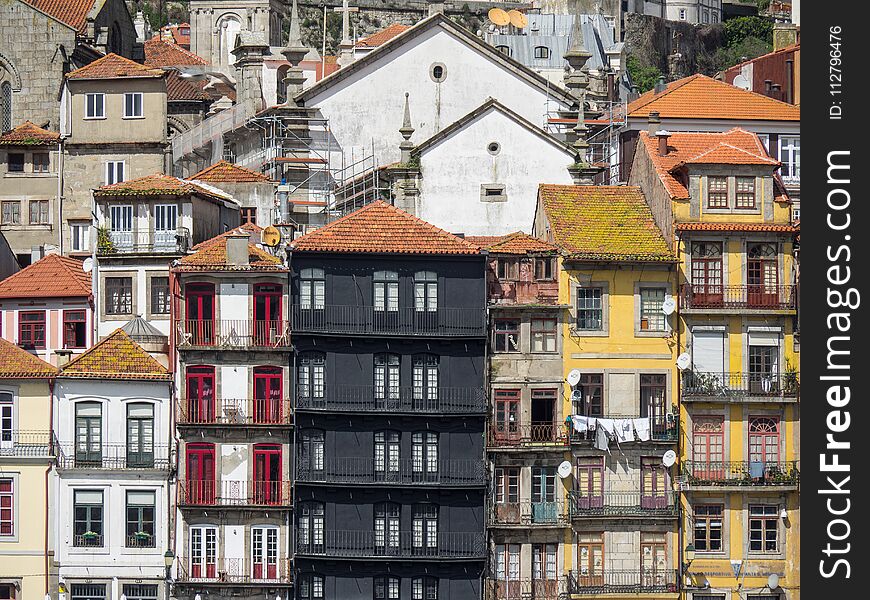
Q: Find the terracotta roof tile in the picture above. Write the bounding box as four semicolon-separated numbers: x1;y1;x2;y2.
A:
190;160;273;183
59;329;170;380
675;223;798;233
539;185;674;262
0;254;91;299
291;201;481;255
628;74;800;121
144;37;207;67
470;232;559;254
178;227;285;272
23;0;93;33
191;223;264;250
165;72;211;101
0;121;61;145
95;173;231;204
0;337;57;379
66;53;165;80
356;24;411;48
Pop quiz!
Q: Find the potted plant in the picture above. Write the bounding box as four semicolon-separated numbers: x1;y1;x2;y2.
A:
783;359;799;395
82;530;100;543
134;530;152;542
97;225;115;255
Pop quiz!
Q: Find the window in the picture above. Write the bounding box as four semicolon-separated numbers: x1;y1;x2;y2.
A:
0;393;11;449
375;431;400;476
297;352;325;400
749;417;780;464
494;544;520;599
299;574;325;600
122;585;158;600
736;177;756;209
1;201;20;224
411;577;437;600
71;222;90;252
576;287;603;330
412;504;438;552
639;288;667;331
154;204;178;248
6;153;23;173
0;479;12;536
127;403;154;468
532;543;558;584
412;354;438;403
374;502;400;551
690;242;723;302
374;270;399;311
73;489;104;546
480;183;507;202
534;46;550;59
150;277;170;315
535;257;555;280
492;319;520;352
575;458;604;507
27;199;49;224
532;467;557;505
124;92;143;118
707;176;728;208
300;268;325;310
240;207;257;225
747;243;778;306
299;430;324;472
251;526;279;579
430;63;447;82
85;93;105;118
493;389;520;442
375;576;400;599
105;276;133;314
75;402;102;466
577;535;604;583
496;45;511;56
374;353;400;400
497;258;519;280
125;490;155;547
298;502;325;553
106;161;125;185
0;82;10;133
779;136;800;180
494;467;519;504
694;505;723;552
749;504;779;552
692;417;724;479
679;8;686;19
63;310;87;348
531;318;557;352
71;584;106;600
414;271;437;312
18;311;45;349
702;10;709;23
640;374;667;435
573;374;602;416
31;153;49;174
412;431;438;475
189;525;218;578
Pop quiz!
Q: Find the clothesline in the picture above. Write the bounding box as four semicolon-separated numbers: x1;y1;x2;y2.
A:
567;415;653;452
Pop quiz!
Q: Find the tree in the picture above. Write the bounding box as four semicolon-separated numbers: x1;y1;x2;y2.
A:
723;16;773;47
626;55;664;94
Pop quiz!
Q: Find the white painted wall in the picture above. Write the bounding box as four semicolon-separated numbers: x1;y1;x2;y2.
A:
96;262;172;339
219;281;249;321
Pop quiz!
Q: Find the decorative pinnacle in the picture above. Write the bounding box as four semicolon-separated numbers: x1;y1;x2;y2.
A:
564;13;592;70
288;0;303;48
399;92;414;141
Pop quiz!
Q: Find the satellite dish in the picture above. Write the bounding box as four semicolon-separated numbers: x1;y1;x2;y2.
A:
82;257;93;273
767;574;780;590
488;8;510;26
662;450;676;467
567;369;582;387
261;226;281;247
676;353;691;370
508;9;529;29
733;74;751;90
661;296;676;315
557;460;572;479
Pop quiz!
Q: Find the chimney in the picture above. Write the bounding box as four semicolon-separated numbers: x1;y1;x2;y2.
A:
764;79;773;96
225;231;251;267
607;72;615;102
647;111;661;135
655;130;672;156
785;59;794;104
55;349;73;367
653;76;667;94
31;245;45;264
771;83;782;101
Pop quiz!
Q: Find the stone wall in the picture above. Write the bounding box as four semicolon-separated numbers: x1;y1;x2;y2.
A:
623;12;725;79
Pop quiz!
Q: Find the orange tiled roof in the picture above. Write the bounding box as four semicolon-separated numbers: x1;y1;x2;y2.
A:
314;56;340;81
0;121;61;145
23;0;93;33
176;229;286;272
628;74;800;121
144;37;207;67
59;329;171;380
539;185;674;263
291;201;481;255
470;232;559;254
95;173;231;203
191;223;264;250
356;24;411;48
0;254;91;299
66;53;165;80
165;71;211;102
675;222;798;233
0;337;57;379
190;160;273;183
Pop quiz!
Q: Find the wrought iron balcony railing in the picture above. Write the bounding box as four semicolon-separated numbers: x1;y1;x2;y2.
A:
73;533;104;548
566;569;679;595
126;533;157;548
177;397;293;425
0;430;56;457
292;305;486;337
568;491;678;519
680;284;796;310
100;231;188;255
176;557;292;584
296;385;487;414
175;319;291;349
488;500;569;526
485;578;566;600
295;530;486;559
569;414;678;443
683;461;800;486
488;422;569;448
682;371;800;400
178;480;292;507
296;458;485;486
56;443;170;470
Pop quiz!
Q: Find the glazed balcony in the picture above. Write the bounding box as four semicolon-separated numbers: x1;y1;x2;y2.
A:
0;430;56;458
682;371;799;402
568;491;678;519
296;458;485;486
175;319;291;350
680;284;796;312
291;305;486;337
177;397;293;426
569;414;678;444
488;500;569;526
56;443;170;470
176;557;292;585
295;385;486;414
178;480;292;507
682;461;800;487
295;530;486;559
487;422;569;449
485;578;567;600
100;230;188;255
566;569;679;595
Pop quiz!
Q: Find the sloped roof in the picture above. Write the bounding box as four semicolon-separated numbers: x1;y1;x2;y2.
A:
66;53;165;80
144;37;207;67
291;200;481;255
191;223;264;250
22;0;93;33
627;74;800;121
470;232;559;255
176;229;286;272
0;121;61;145
356;24;411;48
675;222;798;233
0;254;91;299
59;329;170;380
0;337;57;379
538;185;674;262
190;160;273;183
95;173;232;203
165;72;211;101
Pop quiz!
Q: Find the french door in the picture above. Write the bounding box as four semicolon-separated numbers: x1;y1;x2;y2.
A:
692;417;724;481
185;366;216;423
253;444;282;505
251;527;278;580
253;367;283;424
574;458;604;510
641;457;669;509
493;390;520;444
186;443;216;504
186;283;215;345
253;283;282;346
690;242;723;306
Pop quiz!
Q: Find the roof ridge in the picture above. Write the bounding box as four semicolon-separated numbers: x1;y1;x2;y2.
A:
678;141;777;166
629;74;701;112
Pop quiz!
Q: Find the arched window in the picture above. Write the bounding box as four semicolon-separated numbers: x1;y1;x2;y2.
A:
276;64;290;104
374;353;400;401
534;46;550;59
217;15;242;66
0;82;11;133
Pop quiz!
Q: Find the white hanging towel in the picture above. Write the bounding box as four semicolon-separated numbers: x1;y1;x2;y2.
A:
572;415;588;433
596;418;615;435
614;419;636;443
632;417;651;442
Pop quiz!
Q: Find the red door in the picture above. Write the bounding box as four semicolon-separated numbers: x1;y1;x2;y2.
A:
254;284;282;346
186;443;216;504
253;367;282;424
575;458;604;510
493;390;520;444
253;444;282;505
186;283;215;344
186;366;215;423
691;242;723;307
747;243;779;308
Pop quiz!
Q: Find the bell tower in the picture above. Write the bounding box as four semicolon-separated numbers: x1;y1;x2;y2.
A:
189;0;286;69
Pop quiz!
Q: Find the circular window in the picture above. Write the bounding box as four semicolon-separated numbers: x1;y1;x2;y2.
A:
429;62;447;83
487;142;501;155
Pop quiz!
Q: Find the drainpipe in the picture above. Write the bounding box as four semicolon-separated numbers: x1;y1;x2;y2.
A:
56;139;64;254
45;377;56;596
675;232;685;598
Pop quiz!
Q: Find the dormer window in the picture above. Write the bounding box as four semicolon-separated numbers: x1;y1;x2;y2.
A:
707;176;728;208
736;177;756;209
534;46;550;59
496;45;511;56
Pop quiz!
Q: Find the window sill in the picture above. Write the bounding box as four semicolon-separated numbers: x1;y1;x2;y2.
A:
83;116;107;121
635;329;670;338
569;328;609;338
4;172;55;177
122;116;146;120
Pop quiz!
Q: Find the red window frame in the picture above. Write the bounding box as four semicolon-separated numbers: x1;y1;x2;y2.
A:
253;366;283;424
185;366;216;424
185;443;216;504
0;479;12;536
748;417;780;464
253;283;283;346
18;311;46;349
692;417;724;480
185;283;215;344
253;444;283;505
493;389;520;443
63;309;87;349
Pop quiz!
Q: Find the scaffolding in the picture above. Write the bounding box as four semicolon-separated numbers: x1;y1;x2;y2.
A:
546;99;627;185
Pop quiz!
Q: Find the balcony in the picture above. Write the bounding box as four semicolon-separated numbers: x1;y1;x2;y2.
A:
566;569;679;595
570;414;678;444
487;422;569;449
568;491;678;519
682;461;800;488
682;371;799;402
73;532;104;548
56;443;170;470
100;230;188;255
177;398;293;426
296;386;486;414
680;284;796;312
488;500;569;526
176;557;292;585
0;430;55;458
296;458;485;486
175;320;291;350
126;532;157;548
292;305;486;337
178;480;292;507
485;578;567;600
295;530;486;559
